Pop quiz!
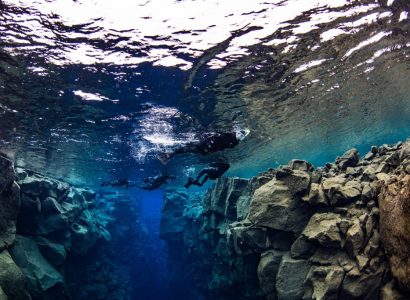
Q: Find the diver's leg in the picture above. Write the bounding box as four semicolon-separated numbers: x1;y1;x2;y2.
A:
192;175;209;186
194;169;209;182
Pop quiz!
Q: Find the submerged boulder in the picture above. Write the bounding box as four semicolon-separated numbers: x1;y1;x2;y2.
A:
9;236;64;297
336;148;359;170
0;250;31;300
248;178;310;233
276;255;310;300
302;213;342;248
0;182;20;251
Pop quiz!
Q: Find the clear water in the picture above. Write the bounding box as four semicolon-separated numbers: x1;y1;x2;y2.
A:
1;0;410;298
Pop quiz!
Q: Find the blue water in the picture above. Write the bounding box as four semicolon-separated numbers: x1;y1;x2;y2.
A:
1;0;410;299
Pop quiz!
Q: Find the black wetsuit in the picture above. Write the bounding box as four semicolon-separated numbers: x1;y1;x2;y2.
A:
159;132;240;164
138;174;176;191
176;132;239;155
185;162;230;188
100;179;129;189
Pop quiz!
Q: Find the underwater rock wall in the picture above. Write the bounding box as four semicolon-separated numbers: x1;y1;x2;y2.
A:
161;140;410;300
0;154;153;300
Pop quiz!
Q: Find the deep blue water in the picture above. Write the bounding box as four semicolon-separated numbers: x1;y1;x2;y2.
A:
1;0;410;298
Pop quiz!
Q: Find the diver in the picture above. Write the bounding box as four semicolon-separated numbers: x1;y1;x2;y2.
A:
184;161;230;188
137;172;176;191
158;129;249;165
100;179;129;189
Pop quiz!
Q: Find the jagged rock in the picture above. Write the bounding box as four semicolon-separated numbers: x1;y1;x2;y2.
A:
275;169;311;196
248;178;310;233
381;281;408;300
341;265;384;299
276;255;310;300
302;183;328;206
9;236;64;297
290;235;316;259
0;181;20;251
304;266;344;300
0;286;6;300
336;148;359;170
0;250;31;300
289;160;313;172
16;194;41;234
302;213;342;248
345;218;364;258
339;180;362;202
310;248;349;267
379;174;410;292
229;224;269;255
70;220;98;256
321;175;347;205
0;154;15;194
160;191;188;241
35;237;66;266
205;177;249;220
41;197;62;215
257;250;284;298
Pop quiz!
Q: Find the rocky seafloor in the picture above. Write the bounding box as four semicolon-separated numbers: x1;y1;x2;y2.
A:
160;139;410;300
2;139;410;299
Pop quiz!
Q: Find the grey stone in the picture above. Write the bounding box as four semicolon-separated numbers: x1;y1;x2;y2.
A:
9;236;64;296
337;148;359;170
345;219;364;258
16;194;41;235
302;213;342;248
289;160;313;172
341;266;384;299
339;180;362;202
35;237;66;266
290;235;316;259
302;183;328;206
257;250;284;297
0;250;31;300
276;169;311;196
276;255;310;300
0;182;20;251
0;154;15;194
304;266;344;300
248;179;310;233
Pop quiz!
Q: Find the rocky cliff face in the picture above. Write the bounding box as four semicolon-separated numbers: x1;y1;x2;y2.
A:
160;140;410;300
0;154;153;300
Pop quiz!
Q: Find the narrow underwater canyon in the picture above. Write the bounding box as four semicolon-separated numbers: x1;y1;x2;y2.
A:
2;139;410;299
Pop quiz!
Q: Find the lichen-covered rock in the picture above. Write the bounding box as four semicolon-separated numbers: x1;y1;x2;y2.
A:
302;213;342;248
379;174;410;292
248;178;310;233
0;250;31;300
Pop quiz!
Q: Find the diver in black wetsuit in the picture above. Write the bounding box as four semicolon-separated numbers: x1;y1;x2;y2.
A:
158;129;248;165
138;173;176;191
184;162;230;188
100;179;129;189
